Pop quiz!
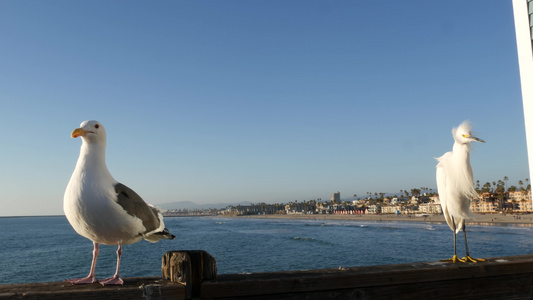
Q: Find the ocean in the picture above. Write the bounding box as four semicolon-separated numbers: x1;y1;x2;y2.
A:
1;216;533;285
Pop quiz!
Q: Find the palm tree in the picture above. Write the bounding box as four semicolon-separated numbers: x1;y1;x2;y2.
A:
504;176;509;191
482;182;491;193
495;181;505;195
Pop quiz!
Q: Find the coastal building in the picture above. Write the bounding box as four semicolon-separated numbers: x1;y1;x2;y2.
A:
316;201;332;214
381;205;401;214
223;204;286;215
331;204;368;215
507;191;532;212
285;202;316;215
517;199;533;212
429;196;440;204
285;204;304;215
367;205;381;214
331;191;340;203
401;205;419;215
508;190;532;202
418;203;442;214
470;198;498;214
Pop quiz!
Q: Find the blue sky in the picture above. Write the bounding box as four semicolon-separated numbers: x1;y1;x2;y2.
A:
0;1;529;216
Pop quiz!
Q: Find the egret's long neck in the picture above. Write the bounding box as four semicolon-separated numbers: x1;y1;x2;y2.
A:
452;141;476;198
452;142;471;166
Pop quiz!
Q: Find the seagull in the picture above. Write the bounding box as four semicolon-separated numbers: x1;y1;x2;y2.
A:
436;121;485;263
64;120;175;285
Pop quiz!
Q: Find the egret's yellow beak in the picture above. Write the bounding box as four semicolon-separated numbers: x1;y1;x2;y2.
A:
472;136;485;143
463;134;485;143
71;128;89;138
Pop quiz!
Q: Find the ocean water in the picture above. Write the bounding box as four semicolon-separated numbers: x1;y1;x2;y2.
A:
1;216;533;284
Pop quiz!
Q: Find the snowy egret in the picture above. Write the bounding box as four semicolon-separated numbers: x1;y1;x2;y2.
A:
64;120;175;285
436;121;485;263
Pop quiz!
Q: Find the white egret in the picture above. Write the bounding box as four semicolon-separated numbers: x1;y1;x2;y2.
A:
436;121;485;263
64;120;175;285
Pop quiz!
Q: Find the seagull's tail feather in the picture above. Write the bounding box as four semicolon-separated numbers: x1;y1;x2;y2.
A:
144;228;176;243
143;207;176;243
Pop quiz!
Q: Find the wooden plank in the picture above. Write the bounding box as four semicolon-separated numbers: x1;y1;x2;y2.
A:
200;255;533;299
0;277;184;300
3;254;533;299
204;274;533;300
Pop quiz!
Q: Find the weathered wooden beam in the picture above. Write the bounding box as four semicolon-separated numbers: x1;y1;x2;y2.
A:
3;253;533;299
200;255;533;300
0;277;183;300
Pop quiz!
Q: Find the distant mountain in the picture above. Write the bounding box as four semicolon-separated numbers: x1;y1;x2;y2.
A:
157;201;253;211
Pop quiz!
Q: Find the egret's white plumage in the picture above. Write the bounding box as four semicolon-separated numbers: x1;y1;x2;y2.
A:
64;120;175;285
436;121;485;263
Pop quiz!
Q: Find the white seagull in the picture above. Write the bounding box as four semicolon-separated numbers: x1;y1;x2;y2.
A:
436;121;485;263
64;120;175;285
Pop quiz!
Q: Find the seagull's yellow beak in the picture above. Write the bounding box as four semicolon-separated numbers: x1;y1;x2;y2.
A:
71;128;89;138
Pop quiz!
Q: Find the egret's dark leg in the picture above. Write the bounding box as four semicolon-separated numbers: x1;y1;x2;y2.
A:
461;223;485;263
441;217;465;263
453;228;458;258
463;223;470;256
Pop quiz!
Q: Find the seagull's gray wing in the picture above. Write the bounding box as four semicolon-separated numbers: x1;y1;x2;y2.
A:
114;183;160;234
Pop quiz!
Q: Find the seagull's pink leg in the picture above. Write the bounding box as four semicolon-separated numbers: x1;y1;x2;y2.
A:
99;243;124;285
67;242;99;284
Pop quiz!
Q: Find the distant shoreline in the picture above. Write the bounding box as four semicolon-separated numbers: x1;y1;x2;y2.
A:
217;213;533;226
0;215;64;219
4;213;532;227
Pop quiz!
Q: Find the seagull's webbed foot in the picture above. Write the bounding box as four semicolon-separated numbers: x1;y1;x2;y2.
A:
99;275;124;286
462;256;486;263
440;255;466;263
66;276;97;284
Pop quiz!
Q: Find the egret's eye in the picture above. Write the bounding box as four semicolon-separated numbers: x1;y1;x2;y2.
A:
95;124;100;129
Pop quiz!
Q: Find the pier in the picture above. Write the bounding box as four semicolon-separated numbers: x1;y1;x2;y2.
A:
2;251;533;299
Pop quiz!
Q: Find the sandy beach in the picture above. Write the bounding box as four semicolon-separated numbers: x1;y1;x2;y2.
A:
231;213;533;226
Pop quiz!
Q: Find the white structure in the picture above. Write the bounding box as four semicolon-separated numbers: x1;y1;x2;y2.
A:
330;191;340;203
512;0;533;207
418;203;443;214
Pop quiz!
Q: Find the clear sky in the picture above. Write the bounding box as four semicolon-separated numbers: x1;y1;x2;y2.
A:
0;1;530;216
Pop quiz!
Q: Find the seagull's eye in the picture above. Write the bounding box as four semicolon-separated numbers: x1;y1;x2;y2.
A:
95;124;100;129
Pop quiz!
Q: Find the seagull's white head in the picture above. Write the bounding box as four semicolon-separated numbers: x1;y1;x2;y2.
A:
71;120;106;144
452;121;485;145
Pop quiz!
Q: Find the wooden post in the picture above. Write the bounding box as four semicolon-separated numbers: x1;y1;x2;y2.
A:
162;250;217;299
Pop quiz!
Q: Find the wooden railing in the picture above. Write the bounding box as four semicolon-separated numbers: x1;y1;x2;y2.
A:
2;252;533;299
